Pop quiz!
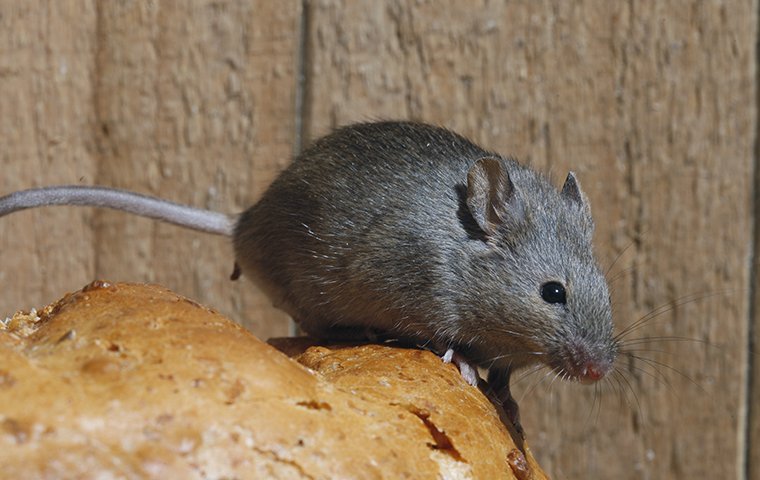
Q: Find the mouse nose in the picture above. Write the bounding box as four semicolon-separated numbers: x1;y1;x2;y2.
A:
562;342;613;384
578;362;606;384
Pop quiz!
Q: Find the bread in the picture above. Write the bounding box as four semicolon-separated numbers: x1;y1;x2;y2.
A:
0;281;548;479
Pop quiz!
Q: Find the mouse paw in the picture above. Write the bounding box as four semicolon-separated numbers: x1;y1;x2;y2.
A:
441;348;480;386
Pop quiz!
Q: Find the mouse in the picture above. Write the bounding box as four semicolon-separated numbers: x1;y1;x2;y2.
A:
0;121;618;435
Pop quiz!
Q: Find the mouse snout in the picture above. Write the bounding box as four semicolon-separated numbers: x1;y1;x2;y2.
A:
559;342;614;384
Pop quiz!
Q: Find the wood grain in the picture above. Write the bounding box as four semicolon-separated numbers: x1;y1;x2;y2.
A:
0;1;757;478
1;0;301;337
0;0;98;317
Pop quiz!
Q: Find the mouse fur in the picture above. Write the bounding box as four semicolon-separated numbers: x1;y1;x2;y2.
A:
234;121;617;383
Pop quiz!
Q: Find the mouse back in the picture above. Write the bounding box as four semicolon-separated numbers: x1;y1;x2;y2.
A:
234;121;492;332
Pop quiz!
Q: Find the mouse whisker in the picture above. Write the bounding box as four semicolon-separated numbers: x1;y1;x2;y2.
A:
606;265;636;286
594;382;605;426
604;237;639;278
510;363;550;387
615;346;683;356
611;368;644;421
583;382;599;429
546;366;564;392
620;352;705;394
614;290;729;341
516;367;553;404
482;351;547;368
473;327;542;347
617;360;682;399
484;328;532;339
617;335;715;348
605;371;623;406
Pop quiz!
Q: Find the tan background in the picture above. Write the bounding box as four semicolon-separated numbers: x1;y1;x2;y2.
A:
0;1;756;479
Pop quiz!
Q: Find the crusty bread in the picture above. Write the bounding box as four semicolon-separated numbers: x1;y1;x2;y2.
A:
0;281;547;479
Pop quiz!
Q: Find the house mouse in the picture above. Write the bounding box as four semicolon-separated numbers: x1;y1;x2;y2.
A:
0;121;618;434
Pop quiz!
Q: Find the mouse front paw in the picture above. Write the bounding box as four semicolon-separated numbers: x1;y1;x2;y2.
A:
441;348;480;386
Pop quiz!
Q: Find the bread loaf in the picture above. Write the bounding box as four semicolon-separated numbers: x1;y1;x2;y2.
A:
0;281;547;479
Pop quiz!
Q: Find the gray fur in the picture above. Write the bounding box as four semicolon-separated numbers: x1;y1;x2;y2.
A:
234;121;618;382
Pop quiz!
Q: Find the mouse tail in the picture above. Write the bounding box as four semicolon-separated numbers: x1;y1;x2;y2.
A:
0;186;235;237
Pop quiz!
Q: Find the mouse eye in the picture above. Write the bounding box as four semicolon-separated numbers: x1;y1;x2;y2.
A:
540;281;567;304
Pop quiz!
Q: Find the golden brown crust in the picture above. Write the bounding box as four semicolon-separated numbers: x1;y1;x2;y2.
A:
0;281;548;479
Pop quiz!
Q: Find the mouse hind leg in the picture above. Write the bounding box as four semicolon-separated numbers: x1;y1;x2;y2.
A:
487;367;524;438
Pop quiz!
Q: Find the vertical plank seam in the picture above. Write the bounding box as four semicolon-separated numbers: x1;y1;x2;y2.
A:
91;0;105;277
743;2;760;478
293;0;310;159
290;0;312;336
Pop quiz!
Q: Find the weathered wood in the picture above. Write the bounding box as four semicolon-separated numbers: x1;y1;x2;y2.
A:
92;0;300;336
1;1;301;337
0;0;98;316
1;1;757;478
303;1;755;478
751;44;760;480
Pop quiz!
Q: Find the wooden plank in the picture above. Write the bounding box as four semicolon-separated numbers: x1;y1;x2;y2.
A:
93;0;301;337
302;1;755;478
1;1;756;477
750;29;760;478
0;1;98;316
0;1;302;338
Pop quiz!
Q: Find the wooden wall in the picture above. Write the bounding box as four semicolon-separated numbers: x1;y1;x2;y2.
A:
0;1;756;478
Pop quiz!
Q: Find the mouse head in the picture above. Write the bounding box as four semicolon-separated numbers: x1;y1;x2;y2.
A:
463;157;617;383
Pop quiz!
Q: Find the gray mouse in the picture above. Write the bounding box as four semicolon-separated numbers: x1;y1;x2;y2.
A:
0;121;618;434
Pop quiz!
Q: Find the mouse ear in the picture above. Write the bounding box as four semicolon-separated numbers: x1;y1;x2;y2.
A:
466;157;523;235
562;172;595;238
561;172;590;211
